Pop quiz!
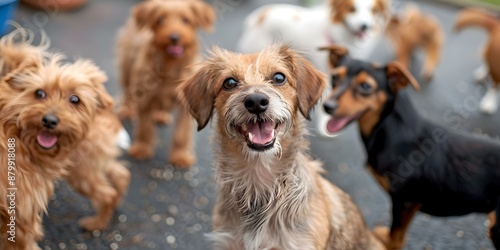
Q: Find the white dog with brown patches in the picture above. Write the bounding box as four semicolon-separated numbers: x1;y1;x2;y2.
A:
238;0;390;138
238;0;389;72
178;45;384;250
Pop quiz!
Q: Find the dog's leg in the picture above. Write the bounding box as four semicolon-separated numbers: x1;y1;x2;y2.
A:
421;42;441;82
395;42;411;69
118;54;135;120
480;84;499;115
490;199;500;249
373;202;420;250
168;105;195;167
129;107;156;159
66;160;120;231
474;65;489;83
106;161;131;208
153;110;173;125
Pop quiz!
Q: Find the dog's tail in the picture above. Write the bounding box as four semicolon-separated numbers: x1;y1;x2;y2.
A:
455;8;499;33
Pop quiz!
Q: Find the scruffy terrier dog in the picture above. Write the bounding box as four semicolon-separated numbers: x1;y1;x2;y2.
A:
178;46;384;249
117;0;215;166
455;8;500;115
386;4;443;82
0;36;130;250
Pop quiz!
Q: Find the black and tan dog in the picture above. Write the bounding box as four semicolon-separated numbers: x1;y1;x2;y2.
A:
320;45;500;250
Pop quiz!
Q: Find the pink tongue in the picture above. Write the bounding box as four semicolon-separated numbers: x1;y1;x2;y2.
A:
37;131;58;149
247;121;275;145
355;32;366;40
167;46;184;57
326;117;351;134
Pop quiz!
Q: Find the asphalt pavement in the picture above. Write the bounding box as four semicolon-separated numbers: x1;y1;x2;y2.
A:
12;0;499;249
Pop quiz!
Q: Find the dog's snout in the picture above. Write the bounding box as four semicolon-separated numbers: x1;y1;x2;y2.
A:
244;93;269;114
359;24;369;32
42;115;59;129
323;100;338;115
170;33;180;44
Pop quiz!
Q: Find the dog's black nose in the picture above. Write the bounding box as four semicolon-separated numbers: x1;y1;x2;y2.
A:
244;93;269;114
42;115;59;129
323;100;338;115
359;24;369;32
170;34;180;44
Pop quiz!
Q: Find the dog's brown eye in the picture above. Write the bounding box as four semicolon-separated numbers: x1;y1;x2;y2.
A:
182;16;190;24
272;73;286;85
35;89;46;99
223;78;238;90
69;95;80;104
350;6;356;12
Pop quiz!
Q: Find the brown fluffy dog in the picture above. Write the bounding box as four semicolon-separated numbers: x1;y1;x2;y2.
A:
455;8;500;115
117;0;215;166
0;37;130;250
178;46;384;249
386;4;443;82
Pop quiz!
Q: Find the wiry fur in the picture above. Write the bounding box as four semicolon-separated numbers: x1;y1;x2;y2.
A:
178;46;385;250
116;0;215;166
0;32;130;250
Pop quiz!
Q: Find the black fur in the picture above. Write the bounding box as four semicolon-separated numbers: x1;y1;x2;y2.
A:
325;54;500;248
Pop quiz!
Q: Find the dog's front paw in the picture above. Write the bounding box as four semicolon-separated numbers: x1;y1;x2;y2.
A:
153;111;173;125
129;142;154;159
79;216;109;231
474;65;489;83
480;90;498;115
169;150;196;168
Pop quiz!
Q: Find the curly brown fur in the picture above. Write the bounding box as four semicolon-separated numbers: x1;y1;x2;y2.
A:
178;45;385;250
0;36;129;249
116;0;215;167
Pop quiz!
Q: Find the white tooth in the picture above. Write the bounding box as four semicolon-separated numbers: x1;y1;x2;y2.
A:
242;124;247;131
271;129;275;138
248;132;253;142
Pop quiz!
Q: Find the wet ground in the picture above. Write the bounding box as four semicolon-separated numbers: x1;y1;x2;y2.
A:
11;0;500;249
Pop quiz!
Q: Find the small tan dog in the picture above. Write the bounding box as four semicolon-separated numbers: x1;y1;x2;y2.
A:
117;0;215;166
0;34;130;250
178;46;384;249
386;4;443;82
455;7;500;115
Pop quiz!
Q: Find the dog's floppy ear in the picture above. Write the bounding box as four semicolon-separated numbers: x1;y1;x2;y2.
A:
133;1;162;30
177;64;216;131
386;62;420;92
281;47;327;120
319;45;348;69
73;59;113;110
2;59;40;91
190;1;216;32
373;0;389;17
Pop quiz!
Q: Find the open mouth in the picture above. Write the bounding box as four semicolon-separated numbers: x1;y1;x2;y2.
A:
36;130;58;149
354;31;367;40
166;45;184;58
325;114;360;135
237;119;280;151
